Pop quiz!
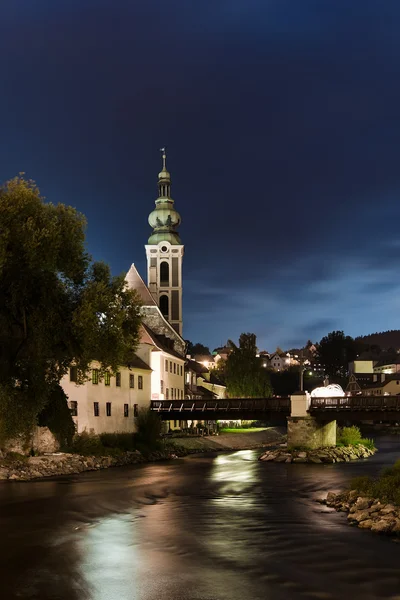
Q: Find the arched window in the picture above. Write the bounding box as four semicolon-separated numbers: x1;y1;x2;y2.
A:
159;294;169;318
160;261;169;286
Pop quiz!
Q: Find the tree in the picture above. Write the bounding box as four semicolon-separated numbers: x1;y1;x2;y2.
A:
0;176;142;443
186;342;211;356
225;333;272;398
315;330;358;380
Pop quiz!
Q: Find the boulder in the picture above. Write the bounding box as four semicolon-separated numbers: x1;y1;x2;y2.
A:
355;497;373;511
358;519;373;529
371;518;395;534
380;504;397;515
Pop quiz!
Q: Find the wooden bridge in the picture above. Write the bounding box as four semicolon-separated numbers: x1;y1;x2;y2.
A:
150;396;400;421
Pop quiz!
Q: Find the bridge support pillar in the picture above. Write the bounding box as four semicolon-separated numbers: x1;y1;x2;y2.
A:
287;392;336;449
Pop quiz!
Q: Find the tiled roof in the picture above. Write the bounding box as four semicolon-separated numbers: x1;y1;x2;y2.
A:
141;323;185;360
127;354;152;371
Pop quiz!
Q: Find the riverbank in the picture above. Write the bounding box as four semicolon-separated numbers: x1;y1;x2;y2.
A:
321;490;400;535
0;427;285;481
259;443;375;464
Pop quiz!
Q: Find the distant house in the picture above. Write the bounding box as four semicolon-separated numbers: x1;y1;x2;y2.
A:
361;374;400;396
268;352;290;371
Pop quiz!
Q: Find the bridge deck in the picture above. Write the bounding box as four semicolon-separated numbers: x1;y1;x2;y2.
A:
150;396;400;421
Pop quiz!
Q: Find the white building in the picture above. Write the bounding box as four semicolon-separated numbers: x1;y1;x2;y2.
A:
61;358;151;434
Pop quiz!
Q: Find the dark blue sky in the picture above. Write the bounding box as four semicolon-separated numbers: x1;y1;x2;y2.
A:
1;1;400;351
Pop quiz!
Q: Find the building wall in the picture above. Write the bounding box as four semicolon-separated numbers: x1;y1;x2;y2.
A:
350;360;375;374
136;343;185;401
363;379;400;396
61;365;151;434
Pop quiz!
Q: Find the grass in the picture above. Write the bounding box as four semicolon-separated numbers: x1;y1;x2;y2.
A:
219;427;267;434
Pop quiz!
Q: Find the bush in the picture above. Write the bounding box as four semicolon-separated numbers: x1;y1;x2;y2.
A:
69;431;106;456
337;426;375;449
37;385;76;448
135;408;162;449
99;432;135;452
351;460;400;505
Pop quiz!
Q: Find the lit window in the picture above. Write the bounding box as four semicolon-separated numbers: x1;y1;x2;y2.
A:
93;402;99;417
106;402;111;416
138;375;143;390
92;369;99;385
129;374;134;388
186;372;190;384
124;404;129;417
104;372;111;386
69;401;78;416
70;367;78;383
116;372;121;387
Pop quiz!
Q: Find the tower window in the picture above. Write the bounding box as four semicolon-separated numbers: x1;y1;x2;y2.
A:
160;261;169;286
160;294;169;318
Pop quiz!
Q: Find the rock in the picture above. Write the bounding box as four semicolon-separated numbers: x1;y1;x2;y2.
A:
391;519;400;534
274;454;289;462
380;504;397;515
297;452;307;458
0;468;9;479
355;497;373;511
349;509;371;523
326;492;337;506
348;490;359;502
358;519;373;529
293;457;308;463
371;518;395;534
309;457;322;464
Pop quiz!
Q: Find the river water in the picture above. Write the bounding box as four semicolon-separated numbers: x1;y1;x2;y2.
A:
0;437;400;600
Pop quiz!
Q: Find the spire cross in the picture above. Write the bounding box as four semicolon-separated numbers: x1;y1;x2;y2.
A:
160;147;167;169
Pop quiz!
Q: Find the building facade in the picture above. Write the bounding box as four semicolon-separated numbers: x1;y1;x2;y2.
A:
61;359;152;434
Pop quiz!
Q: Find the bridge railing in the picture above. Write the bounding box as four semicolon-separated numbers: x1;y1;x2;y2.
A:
150;397;290;413
310;396;400;411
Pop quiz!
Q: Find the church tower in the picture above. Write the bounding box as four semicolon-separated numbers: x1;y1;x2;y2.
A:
145;149;184;336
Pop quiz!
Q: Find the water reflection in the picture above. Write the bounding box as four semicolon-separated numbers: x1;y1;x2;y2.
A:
0;438;399;599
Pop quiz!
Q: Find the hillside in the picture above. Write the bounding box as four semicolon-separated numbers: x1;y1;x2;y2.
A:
356;330;400;350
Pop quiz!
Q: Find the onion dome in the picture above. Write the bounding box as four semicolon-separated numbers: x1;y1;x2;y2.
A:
148;149;182;245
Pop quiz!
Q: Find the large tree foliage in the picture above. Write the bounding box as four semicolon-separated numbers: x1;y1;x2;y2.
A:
225;333;272;397
315;330;358;380
185;341;211;356
0;176;141;442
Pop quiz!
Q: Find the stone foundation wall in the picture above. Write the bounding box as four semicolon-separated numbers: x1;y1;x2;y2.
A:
287;416;336;449
2;427;59;455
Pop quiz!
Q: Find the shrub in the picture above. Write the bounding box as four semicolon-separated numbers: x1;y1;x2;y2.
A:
135;408;162;452
337;426;375;449
351;461;400;505
99;432;135;452
37;385;76;448
69;431;105;456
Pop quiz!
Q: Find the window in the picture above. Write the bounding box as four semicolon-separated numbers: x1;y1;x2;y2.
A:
93;402;99;417
186;372;190;384
104;372;111;386
170;361;172;373
124;404;129;417
165;359;168;372
171;388;174;399
161;380;164;394
70;366;78;382
116;372;121;387
160;294;169;318
174;363;176;374
180;365;183;377
106;402;111;416
92;369;99;385
69;401;78;416
166;388;169;399
134;404;138;417
129;374;135;388
160;261;169;286
138;375;143;390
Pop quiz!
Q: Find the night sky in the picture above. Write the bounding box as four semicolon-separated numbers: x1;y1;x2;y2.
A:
1;1;400;352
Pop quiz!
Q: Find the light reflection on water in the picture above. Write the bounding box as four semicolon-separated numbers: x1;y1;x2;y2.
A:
0;440;400;599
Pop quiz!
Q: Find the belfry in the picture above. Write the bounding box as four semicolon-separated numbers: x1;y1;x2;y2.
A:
145;149;184;335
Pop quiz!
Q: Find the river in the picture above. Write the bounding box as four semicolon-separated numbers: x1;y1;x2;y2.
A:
0;436;399;600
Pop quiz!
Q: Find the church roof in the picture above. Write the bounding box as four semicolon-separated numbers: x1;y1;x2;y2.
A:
141;323;184;360
125;264;157;306
127;354;152;371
